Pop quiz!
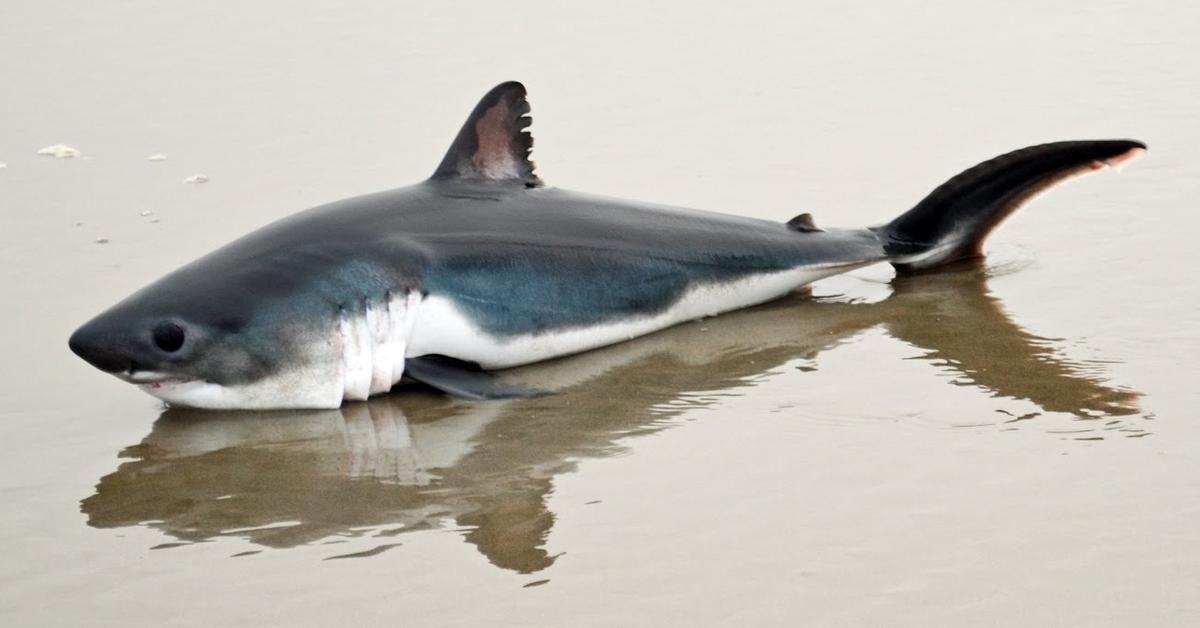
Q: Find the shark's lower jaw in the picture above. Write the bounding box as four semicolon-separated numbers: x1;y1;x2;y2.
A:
111;347;347;410
124;375;205;405
134;375;345;411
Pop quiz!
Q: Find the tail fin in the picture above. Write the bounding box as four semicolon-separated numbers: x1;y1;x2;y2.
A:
876;140;1146;272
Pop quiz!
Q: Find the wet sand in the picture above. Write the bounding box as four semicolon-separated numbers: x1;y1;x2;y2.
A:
2;2;1198;626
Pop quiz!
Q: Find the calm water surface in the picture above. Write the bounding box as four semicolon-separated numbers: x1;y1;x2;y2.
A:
2;2;1199;626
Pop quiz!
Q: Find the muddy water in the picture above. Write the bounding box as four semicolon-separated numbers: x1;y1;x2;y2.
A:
2;2;1199;626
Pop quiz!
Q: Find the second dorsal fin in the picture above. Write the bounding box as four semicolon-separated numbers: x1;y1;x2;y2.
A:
787;213;824;232
431;81;541;187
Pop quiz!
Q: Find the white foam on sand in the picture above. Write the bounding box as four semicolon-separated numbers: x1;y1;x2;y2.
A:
37;144;81;159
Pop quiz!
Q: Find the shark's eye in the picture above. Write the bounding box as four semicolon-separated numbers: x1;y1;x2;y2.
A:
152;322;186;353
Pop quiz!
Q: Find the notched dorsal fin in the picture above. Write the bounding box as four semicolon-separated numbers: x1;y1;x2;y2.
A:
787;212;824;232
432;81;541;187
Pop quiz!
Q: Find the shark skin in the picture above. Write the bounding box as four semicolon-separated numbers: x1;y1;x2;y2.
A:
68;81;1146;409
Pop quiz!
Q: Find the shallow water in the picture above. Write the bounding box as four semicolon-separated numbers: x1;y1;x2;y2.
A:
2;2;1199;626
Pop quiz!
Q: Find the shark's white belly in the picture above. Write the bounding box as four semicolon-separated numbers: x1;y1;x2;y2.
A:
406;264;861;370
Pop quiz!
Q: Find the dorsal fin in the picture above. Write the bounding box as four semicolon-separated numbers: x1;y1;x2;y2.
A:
431;81;541;187
787;212;824;232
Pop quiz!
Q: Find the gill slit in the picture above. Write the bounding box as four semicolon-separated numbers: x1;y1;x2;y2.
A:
340;290;422;402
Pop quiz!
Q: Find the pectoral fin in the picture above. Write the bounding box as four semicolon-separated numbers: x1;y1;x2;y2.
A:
404;355;544;400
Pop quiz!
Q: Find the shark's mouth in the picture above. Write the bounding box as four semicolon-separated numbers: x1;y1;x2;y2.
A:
115;371;196;391
136;378;195;393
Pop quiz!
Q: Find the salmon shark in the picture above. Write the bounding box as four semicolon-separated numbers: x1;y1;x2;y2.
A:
68;82;1146;410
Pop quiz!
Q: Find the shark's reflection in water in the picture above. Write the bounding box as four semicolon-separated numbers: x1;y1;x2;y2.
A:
82;266;1145;572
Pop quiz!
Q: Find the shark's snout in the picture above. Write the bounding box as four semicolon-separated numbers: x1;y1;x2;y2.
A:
69;316;192;375
69;321;129;373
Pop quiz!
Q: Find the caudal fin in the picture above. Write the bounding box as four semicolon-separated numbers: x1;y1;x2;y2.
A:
876;139;1146;272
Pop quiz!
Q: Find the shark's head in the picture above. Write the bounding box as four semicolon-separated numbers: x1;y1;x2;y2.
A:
67;241;366;410
69;284;348;410
69;303;254;386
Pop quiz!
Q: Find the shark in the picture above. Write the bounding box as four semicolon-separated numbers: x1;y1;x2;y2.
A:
68;81;1145;409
